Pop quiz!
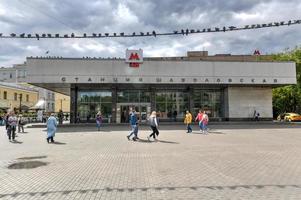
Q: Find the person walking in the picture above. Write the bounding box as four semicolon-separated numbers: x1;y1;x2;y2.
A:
147;111;159;141
76;113;80;123
5;112;10;130
86;112;91;123
184;110;193;133
7;112;17;141
46;113;58;143
42;114;47;123
173;110;178;122
200;111;209;134
126;109;139;141
255;111;260;121
96;112;102;131
17;114;25;133
195;109;204;133
0;115;3;126
58;109;64;125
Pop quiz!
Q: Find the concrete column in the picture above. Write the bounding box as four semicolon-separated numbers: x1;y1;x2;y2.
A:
70;85;78;123
188;87;194;113
111;86;117;123
223;87;229;120
150;87;156;112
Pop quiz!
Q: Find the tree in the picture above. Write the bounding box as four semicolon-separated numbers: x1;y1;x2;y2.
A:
272;46;301;117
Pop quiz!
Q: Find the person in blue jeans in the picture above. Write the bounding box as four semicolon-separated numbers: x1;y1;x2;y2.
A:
126;109;139;141
96;112;102;131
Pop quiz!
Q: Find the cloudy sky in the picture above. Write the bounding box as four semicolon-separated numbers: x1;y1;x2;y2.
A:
0;0;301;66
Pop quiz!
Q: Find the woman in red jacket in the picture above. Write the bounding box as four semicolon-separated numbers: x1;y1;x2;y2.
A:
195;109;203;133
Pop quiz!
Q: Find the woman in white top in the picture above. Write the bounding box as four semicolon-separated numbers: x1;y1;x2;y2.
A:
147;111;159;141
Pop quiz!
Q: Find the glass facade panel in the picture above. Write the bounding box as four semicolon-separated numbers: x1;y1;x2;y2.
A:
193;90;222;118
155;91;189;120
128;92;139;102
117;91;150;103
75;88;222;123
77;91;112;121
140;91;151;103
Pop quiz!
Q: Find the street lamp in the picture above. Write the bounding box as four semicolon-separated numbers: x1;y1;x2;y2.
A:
19;94;22;113
60;98;66;111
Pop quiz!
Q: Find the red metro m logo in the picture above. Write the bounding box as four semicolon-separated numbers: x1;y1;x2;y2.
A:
129;53;140;67
129;53;140;61
126;49;143;68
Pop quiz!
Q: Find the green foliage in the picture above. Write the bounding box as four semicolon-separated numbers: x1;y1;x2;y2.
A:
272;46;301;117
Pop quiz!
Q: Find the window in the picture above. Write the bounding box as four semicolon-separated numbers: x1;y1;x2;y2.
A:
117;91;150;103
78;91;112;119
4;91;7;99
26;94;29;102
14;93;17;101
155;91;189;120
17;70;22;78
193;90;222;118
9;73;12;79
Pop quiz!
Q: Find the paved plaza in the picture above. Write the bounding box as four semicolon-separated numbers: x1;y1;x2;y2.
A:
1;124;301;200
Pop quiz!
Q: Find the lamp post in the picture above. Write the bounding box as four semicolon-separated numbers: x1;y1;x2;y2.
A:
19;94;22;113
60;98;66;111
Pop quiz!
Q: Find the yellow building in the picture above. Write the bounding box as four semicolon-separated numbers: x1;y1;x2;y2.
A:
55;93;70;113
0;82;38;112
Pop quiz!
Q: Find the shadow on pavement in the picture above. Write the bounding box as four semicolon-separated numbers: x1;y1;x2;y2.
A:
128;139;179;144
10;140;23;144
0;184;300;198
135;139;153;143
35;123;301;134
158;140;179;144
7;161;48;170
51;141;67;145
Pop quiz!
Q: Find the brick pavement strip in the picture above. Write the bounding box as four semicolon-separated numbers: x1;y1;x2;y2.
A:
1;125;301;199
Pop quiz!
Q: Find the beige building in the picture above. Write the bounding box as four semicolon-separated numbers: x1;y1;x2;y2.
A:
0;64;70;113
55;93;70;112
0;82;38;112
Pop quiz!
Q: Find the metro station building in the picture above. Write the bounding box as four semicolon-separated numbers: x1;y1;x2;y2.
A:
25;51;296;123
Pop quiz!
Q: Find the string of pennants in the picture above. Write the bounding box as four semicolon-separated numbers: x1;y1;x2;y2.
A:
0;19;300;40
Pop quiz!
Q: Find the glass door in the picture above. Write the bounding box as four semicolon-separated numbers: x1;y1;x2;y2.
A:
140;105;148;122
116;103;150;123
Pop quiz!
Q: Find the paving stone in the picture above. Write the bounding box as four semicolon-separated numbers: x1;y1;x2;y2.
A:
1;125;301;199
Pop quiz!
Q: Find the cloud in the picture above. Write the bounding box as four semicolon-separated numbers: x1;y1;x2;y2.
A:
0;0;301;66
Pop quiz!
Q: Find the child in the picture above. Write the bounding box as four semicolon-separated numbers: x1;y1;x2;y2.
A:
96;113;102;131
